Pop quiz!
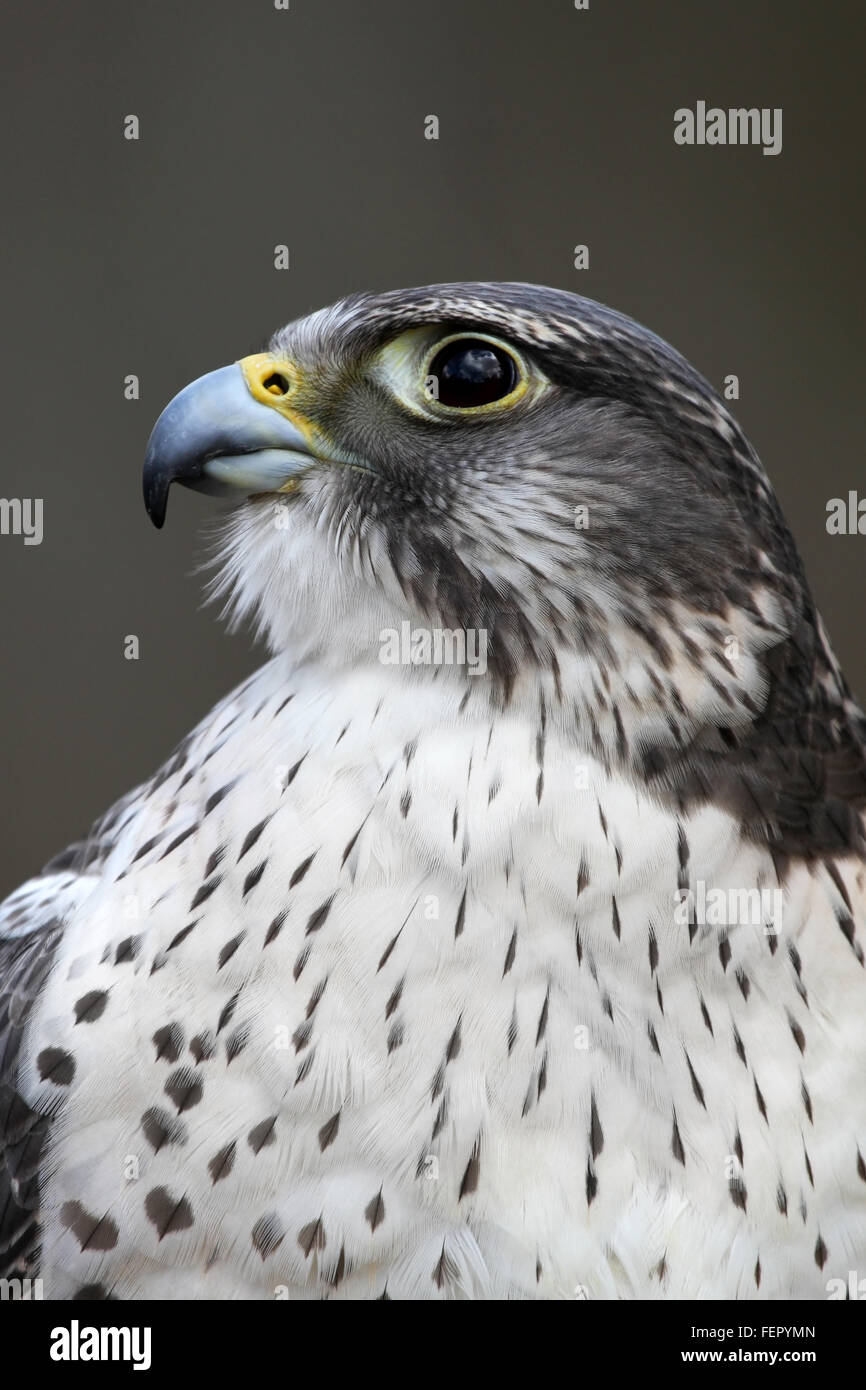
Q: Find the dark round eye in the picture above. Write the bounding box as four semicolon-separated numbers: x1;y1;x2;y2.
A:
428;338;519;408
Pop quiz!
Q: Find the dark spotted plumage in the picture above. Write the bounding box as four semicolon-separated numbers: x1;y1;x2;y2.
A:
0;917;63;1279
152;1023;184;1062
145;1187;194;1239
208;1142;236;1184
1;282;865;1299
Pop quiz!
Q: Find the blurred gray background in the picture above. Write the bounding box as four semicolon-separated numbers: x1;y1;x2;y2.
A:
1;0;863;897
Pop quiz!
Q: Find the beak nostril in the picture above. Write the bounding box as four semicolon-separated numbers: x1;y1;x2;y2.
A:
263;372;291;397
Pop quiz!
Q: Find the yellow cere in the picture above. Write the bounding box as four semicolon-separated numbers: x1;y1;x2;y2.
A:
238;352;303;410
237;353;327;464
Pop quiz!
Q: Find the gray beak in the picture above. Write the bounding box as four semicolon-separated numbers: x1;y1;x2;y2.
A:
143;362;316;528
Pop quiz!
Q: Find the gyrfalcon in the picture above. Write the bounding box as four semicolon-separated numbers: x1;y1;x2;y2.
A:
2;282;865;1300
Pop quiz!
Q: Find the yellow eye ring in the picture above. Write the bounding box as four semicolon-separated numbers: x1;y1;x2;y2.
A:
421;332;529;414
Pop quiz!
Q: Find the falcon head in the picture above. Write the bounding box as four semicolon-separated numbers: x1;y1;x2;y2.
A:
143;282;866;855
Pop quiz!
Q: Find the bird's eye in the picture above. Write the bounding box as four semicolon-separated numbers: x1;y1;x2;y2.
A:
427;338;519;409
373;327;541;418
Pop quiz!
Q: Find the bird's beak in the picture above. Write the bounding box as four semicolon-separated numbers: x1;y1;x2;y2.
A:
143;353;324;528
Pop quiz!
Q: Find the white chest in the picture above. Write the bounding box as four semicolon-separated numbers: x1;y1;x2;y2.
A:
25;661;866;1298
